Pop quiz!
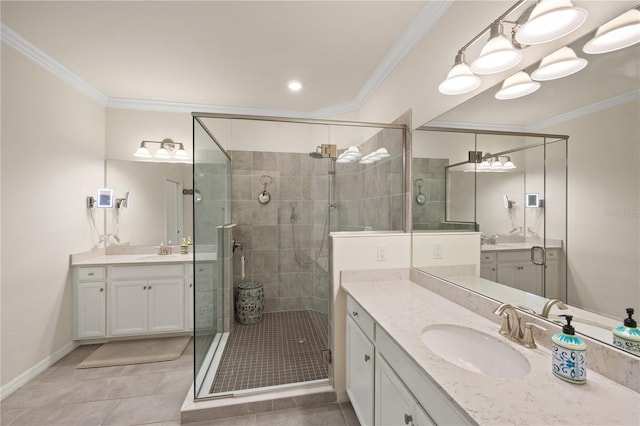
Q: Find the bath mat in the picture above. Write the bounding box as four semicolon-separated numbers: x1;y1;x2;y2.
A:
76;336;190;369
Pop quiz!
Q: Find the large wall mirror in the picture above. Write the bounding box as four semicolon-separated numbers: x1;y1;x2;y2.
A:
412;5;639;354
105;160;193;246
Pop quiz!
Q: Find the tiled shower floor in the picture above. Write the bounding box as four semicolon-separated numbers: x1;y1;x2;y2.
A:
210;310;329;393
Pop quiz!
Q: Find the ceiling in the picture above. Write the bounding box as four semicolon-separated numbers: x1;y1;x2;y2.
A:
2;1;638;125
1;0;428;115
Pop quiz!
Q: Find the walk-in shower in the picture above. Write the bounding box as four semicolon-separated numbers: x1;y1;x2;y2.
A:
191;114;406;401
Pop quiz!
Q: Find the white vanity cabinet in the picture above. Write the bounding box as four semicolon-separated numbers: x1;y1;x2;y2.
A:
346;297;375;426
376;355;435;426
346;294;471;426
480;248;559;297
73;267;106;339
109;265;185;336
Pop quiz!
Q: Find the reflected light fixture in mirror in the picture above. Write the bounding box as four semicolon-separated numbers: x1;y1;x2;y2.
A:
515;0;587;45
495;71;541;100
438;52;482;95
470;22;523;75
531;46;588;81
583;8;640;54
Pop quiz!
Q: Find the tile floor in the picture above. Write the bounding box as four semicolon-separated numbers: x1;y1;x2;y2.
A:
1;339;359;426
212;311;328;393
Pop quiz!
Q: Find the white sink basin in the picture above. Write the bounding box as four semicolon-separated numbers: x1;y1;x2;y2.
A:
421;324;531;378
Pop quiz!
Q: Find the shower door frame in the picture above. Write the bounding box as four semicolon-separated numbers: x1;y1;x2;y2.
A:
191;112;409;401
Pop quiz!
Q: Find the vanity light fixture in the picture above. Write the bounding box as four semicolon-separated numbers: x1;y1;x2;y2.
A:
468;152;517;172
133;139;189;161
515;0;587;45
439;0;590;97
495;71;541;100
470;22;523;75
531;46;588;81
583;8;640;54
438;52;482;95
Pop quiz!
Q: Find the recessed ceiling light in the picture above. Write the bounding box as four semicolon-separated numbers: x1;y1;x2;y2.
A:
287;80;303;92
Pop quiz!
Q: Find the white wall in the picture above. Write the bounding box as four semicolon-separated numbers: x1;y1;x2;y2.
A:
330;232;411;398
541;101;640;317
412;232;480;274
1;46;105;391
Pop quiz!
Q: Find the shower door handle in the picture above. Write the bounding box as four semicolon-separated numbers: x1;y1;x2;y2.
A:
364;354;370;362
531;246;545;266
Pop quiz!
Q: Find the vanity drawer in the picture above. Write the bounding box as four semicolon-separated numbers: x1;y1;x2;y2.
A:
480;252;496;263
347;295;375;341
110;264;185;280
77;267;106;281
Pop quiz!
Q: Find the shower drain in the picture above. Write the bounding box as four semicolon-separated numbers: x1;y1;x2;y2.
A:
297;338;306;344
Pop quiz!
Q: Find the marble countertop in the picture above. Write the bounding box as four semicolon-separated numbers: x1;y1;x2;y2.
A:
71;252;216;266
480;241;563;252
342;280;639;425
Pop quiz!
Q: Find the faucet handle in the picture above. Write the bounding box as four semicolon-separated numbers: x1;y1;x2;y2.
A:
523;322;547;349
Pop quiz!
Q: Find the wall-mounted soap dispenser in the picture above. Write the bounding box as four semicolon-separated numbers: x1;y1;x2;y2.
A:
613;308;640;355
552;315;586;384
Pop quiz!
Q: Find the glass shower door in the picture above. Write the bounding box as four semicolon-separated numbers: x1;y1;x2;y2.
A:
192;117;232;398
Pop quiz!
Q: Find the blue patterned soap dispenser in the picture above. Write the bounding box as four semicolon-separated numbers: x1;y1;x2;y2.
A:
613;308;640;355
552;315;587;384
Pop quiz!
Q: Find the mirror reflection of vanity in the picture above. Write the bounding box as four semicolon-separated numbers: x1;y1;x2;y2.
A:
411;6;639;355
105;160;193;247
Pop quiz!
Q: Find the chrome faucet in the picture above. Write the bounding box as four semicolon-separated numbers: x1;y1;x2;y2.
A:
493;303;547;348
541;299;568;318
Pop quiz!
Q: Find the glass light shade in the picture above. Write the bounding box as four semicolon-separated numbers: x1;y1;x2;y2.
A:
346;146;361;157
174;147;189;160
531;47;587;81
478;160;491;169
359;159;374;165
495;71;541;100
375;148;390;158
439;62;482;95
491;160;504;169
133;144;151;158
336;157;352;164
515;0;587;45
503;160;516;169
583;9;640;54
341;153;358;160
154;147;171;159
470;33;523;75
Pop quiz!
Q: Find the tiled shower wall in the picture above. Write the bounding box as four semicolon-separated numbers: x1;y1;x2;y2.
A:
412;157;476;231
230;150;331;314
335;128;404;231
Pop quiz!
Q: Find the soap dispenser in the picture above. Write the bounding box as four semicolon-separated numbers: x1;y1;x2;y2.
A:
552;315;586;384
613;308;640;355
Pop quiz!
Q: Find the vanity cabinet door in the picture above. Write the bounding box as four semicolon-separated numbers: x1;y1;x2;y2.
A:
75;282;106;339
110;280;148;336
347;315;375;426
376;355;436;426
376;355;413;426
148;279;184;333
496;263;542;296
480;264;497;281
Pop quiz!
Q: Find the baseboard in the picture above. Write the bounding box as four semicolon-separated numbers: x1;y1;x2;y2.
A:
0;340;79;400
336;389;350;403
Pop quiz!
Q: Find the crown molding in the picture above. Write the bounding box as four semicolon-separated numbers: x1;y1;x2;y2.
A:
430;89;640;133
526;89;640;131
1;1;450;118
1;23;109;106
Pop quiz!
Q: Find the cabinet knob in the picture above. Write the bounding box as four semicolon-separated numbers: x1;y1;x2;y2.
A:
404;413;413;425
99;288;104;292
364;354;370;362
190;284;193;288
148;285;152;290
88;272;94;276
143;286;147;290
352;311;359;317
